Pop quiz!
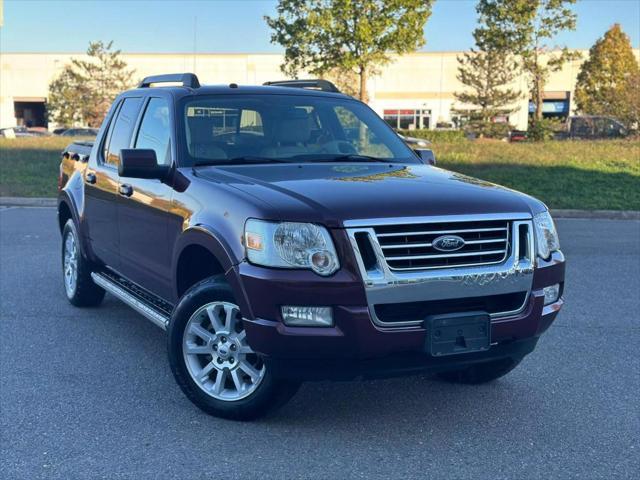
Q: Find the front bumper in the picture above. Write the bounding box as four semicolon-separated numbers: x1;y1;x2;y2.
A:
230;250;565;380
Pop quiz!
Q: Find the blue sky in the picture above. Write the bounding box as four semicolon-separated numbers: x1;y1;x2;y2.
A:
1;0;638;53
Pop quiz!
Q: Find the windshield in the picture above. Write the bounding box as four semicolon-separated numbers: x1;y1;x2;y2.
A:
181;94;418;166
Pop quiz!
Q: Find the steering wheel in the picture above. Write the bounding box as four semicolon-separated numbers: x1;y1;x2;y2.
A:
320;140;357;155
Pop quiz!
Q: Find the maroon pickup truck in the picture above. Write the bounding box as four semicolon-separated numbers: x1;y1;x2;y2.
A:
58;74;565;420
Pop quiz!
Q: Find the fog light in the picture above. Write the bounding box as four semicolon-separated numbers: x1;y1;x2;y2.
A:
543;284;560;306
281;306;333;327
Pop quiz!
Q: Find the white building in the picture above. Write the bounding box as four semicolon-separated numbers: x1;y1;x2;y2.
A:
1;50;638;131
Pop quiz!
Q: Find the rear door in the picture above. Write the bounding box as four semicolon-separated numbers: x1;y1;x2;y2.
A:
83;96;143;270
117;96;175;299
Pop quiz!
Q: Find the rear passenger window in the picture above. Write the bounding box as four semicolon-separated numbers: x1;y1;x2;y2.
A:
105;97;142;167
135;98;172;165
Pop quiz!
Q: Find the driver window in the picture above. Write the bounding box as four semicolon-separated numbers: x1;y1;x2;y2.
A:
135;98;172;166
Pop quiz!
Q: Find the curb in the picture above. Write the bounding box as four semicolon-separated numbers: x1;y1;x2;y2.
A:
550;209;640;220
1;197;638;220
0;197;57;207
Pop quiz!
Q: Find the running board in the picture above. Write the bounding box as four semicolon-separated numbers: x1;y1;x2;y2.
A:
91;272;170;331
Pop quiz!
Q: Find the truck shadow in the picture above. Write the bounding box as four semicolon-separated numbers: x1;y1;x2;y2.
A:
267;363;549;434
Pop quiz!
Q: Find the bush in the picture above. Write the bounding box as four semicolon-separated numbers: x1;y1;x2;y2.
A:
465;120;512;139
397;129;466;143
527;118;565;141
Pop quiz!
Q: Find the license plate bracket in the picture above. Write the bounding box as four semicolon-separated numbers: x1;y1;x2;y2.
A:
425;311;491;357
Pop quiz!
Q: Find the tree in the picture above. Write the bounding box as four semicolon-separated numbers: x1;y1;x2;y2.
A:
48;41;135;127
474;0;578;122
47;68;88;127
454;2;521;138
265;0;433;102
574;24;640;128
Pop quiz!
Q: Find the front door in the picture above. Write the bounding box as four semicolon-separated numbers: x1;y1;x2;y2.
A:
117;96;175;300
84;97;143;270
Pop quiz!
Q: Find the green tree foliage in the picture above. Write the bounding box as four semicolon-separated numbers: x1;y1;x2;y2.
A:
574;24;640;129
473;0;577;125
454;2;521;138
265;0;433;102
47;68;88;127
48;41;135;127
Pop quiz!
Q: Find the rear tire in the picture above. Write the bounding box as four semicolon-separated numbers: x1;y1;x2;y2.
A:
61;219;105;307
167;276;300;420
435;357;523;384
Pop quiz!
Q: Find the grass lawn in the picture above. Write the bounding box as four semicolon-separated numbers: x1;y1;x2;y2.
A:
1;136;639;210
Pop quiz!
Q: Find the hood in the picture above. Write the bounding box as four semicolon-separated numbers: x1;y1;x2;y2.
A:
195;163;543;227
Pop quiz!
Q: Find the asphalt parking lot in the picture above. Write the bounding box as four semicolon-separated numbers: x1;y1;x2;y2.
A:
1;207;638;479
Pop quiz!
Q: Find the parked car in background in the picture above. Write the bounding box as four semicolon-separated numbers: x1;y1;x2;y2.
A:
435;121;456;130
564;115;629;140
0;126;53;137
60;127;99;138
0;126;32;138
26;127;52;137
396;132;431;149
509;130;528;143
52;127;69;135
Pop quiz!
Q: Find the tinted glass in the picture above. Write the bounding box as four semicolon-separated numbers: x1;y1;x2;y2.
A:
102;102;122;161
239;109;264;136
334;106;393;158
106;97;142;167
135;98;172;165
182;94;416;165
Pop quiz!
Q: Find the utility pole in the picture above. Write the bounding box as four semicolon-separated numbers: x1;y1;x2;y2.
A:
193;16;197;74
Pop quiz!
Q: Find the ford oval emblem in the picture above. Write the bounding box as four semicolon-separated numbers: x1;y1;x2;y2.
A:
432;235;466;252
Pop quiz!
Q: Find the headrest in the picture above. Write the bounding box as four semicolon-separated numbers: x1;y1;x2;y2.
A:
188;117;216;139
275;109;311;144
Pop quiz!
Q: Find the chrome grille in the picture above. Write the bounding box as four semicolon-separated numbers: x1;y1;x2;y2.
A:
373;219;510;271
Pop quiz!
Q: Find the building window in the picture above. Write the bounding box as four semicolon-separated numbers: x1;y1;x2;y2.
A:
383;109;431;130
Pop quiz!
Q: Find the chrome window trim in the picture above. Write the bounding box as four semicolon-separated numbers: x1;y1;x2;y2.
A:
347;215;536;328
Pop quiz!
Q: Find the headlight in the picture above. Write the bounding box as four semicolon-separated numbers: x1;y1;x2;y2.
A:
533;211;560;260
244;219;340;276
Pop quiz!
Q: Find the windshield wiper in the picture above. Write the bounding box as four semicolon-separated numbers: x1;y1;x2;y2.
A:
317;154;392;163
193;156;293;167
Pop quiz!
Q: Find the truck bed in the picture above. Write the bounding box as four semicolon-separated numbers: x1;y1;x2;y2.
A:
63;141;93;161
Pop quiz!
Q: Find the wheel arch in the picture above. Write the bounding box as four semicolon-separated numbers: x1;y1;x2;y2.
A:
57;192;96;258
57;198;73;234
172;226;249;312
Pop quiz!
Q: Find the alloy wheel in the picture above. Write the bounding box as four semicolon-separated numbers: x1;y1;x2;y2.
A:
63;230;78;298
182;302;266;401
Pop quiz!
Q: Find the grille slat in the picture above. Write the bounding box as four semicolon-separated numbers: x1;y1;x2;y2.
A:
376;227;507;237
374;219;510;271
385;249;507;261
381;238;507;250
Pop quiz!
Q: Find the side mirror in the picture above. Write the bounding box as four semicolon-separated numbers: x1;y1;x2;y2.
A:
415;148;436;166
119;149;170;180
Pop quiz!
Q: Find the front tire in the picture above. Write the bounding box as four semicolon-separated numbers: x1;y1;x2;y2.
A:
61;219;105;307
435;357;523;384
167;276;299;420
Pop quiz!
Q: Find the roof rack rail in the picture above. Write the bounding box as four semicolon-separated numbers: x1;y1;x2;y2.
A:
138;73;200;89
263;79;341;93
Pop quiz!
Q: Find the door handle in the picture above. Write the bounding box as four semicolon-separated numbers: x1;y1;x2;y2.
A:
86;172;96;184
119;184;134;197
